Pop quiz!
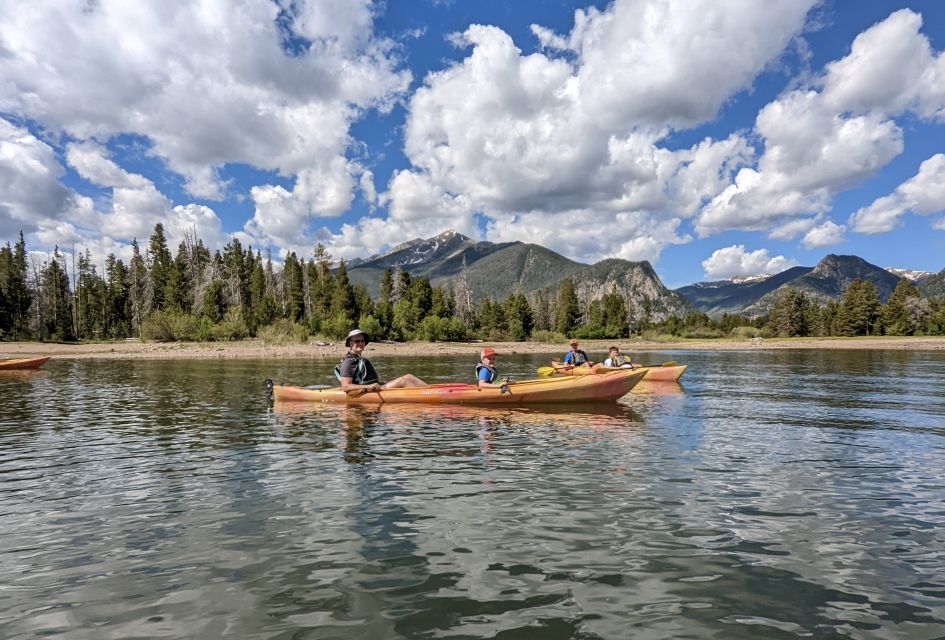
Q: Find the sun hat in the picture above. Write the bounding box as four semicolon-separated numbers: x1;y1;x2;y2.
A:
345;328;370;347
480;347;497;359
569;339;578;345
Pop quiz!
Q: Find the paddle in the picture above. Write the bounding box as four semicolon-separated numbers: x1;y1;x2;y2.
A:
588;360;678;372
537;360;580;376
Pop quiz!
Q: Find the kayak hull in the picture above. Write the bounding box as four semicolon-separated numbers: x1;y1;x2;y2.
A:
272;369;646;405
550;361;687;382
0;356;50;370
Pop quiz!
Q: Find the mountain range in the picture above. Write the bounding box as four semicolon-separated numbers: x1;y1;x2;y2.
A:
345;230;945;319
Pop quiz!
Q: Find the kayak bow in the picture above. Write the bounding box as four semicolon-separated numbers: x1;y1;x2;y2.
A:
0;356;50;371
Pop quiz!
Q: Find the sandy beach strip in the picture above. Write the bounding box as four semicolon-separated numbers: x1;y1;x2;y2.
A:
2;336;945;360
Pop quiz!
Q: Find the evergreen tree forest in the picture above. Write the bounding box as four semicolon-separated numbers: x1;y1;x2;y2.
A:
2;226;945;343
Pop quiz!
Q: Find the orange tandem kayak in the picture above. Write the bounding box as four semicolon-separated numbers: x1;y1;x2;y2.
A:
549;361;687;382
271;369;646;405
0;356;51;370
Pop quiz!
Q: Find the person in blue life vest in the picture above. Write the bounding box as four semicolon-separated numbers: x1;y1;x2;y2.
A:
335;329;427;393
476;347;510;390
563;339;593;367
602;345;636;368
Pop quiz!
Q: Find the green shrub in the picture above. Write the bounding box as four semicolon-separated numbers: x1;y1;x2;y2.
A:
444;317;469;341
729;325;763;339
358;315;384;342
574;324;609;340
211;309;249;341
140;310;215;342
321;313;352;340
140;310;175;342
257;319;310;344
416;315;446;341
681;326;724;339
530;329;565;344
640;330;678;342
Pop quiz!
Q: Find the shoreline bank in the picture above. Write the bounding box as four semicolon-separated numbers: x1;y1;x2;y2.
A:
3;336;945;360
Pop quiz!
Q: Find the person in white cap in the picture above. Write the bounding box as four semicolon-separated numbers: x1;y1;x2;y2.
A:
334;329;426;393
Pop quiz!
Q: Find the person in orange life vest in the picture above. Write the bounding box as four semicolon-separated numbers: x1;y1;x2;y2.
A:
335;329;426;393
476;347;510;389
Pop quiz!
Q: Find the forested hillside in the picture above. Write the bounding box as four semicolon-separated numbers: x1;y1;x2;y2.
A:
3;226;945;344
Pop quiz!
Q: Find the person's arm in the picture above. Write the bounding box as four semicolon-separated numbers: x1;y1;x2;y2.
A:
338;375;381;393
478;370;509;389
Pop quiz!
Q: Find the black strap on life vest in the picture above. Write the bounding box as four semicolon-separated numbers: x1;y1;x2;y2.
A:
476;363;498;383
335;354;367;384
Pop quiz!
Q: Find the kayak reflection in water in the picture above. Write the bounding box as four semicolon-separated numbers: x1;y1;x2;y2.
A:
475;347;510;392
335;329;426;394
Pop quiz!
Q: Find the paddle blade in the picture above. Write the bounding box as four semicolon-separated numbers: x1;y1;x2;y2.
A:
536;366;555;377
660;361;677;367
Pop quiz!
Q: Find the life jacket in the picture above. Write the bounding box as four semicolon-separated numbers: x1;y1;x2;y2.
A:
566;349;589;365
605;354;632;367
476;363;499;383
335;353;369;384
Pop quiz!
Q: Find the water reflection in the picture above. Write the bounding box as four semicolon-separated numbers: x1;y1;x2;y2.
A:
2;351;945;638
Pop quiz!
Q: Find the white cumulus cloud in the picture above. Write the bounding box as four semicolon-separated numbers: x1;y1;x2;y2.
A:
388;0;813;263
849;153;945;233
802;220;846;248
702;245;797;280
696;9;943;239
0;118;75;238
0;0;410;251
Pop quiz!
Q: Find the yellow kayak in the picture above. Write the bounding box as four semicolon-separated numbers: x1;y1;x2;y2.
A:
548;361;687;382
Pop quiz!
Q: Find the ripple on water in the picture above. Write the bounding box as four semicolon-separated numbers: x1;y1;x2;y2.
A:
1;353;944;638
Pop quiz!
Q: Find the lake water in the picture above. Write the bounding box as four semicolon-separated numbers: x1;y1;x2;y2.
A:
2;349;944;639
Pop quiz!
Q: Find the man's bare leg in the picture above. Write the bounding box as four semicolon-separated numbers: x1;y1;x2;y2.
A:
382;374;427;389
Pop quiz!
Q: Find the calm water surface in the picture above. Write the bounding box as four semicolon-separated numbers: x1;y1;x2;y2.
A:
1;349;944;639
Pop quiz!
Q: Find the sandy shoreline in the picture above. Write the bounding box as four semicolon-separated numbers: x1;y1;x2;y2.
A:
3;336;944;360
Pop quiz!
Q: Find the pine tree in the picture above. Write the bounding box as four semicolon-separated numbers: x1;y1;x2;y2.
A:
148;223;173;310
0;232;34;339
601;290;629;337
128;239;150;335
835;279;879;336
554;278;580;336
768;288;810;337
75;248;105;339
164;241;191;313
330;260;356;323
104;254;131;338
282;252;305;322
879;278;920;335
503;292;533;340
40;247;75;341
249;251;277;331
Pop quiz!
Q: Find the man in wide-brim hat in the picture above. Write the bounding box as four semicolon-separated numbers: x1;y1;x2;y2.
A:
335;329;426;393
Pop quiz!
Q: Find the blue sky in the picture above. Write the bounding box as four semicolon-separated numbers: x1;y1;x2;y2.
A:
1;0;944;289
